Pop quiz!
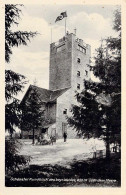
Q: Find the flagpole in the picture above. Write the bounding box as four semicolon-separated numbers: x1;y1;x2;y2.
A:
51;27;52;43
50;23;52;43
65;17;66;36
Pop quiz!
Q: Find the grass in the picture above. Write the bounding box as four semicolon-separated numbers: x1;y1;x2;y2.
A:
5;153;120;187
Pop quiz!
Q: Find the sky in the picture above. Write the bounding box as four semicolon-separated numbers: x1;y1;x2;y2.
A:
6;4;119;99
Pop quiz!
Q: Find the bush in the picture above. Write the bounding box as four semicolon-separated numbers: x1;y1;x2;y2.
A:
5;138;30;174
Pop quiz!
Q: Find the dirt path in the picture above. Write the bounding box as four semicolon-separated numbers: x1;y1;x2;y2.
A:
19;138;105;166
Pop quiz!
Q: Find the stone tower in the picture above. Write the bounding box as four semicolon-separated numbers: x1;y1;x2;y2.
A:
49;32;91;138
49;33;91;92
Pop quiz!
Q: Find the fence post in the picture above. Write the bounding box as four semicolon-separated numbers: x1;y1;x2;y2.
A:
93;152;97;159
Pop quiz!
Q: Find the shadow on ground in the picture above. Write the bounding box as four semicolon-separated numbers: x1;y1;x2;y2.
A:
5;153;120;187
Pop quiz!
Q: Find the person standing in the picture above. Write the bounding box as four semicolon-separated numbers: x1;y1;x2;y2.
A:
63;131;67;142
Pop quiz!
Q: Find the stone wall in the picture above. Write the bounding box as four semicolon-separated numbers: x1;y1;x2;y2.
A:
71;34;91;92
56;89;78;138
50;33;91;139
49;33;91;93
49;34;73;90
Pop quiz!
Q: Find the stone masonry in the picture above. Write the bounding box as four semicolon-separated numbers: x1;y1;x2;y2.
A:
49;33;91;138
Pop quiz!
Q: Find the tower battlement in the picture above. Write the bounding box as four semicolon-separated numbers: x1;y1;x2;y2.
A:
49;33;91;91
50;33;89;50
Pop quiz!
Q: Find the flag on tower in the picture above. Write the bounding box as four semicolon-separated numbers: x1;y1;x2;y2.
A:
55;11;67;23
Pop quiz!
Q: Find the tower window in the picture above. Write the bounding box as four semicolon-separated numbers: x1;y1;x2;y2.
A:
77;84;80;90
85;70;88;76
77;44;86;54
77;71;80;77
77;58;80;63
57;44;65;52
83;48;86;54
63;109;67;114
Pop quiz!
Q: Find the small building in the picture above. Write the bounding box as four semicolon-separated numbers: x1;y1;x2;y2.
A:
21;32;91;139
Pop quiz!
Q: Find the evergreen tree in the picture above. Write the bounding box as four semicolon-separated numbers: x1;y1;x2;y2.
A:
93;8;121;150
5;70;28;136
5;4;37;135
5;4;37;63
67;8;121;158
21;87;45;145
5;5;37;173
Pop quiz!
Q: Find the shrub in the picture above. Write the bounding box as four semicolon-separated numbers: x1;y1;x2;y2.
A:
5;138;30;174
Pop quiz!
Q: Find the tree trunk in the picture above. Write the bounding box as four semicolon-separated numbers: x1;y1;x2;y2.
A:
10;133;13;139
106;139;110;159
32;128;35;145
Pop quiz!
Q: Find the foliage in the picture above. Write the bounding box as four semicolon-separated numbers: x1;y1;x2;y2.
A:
5;99;21;136
5;69;28;134
113;8;121;32
5;153;120;187
67;80;121;146
93;8;121;146
21;86;45;144
5;5;39;179
5;138;30;174
67;8;121;158
68;86;102;139
5;4;37;63
5;70;27;101
5;4;37;135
